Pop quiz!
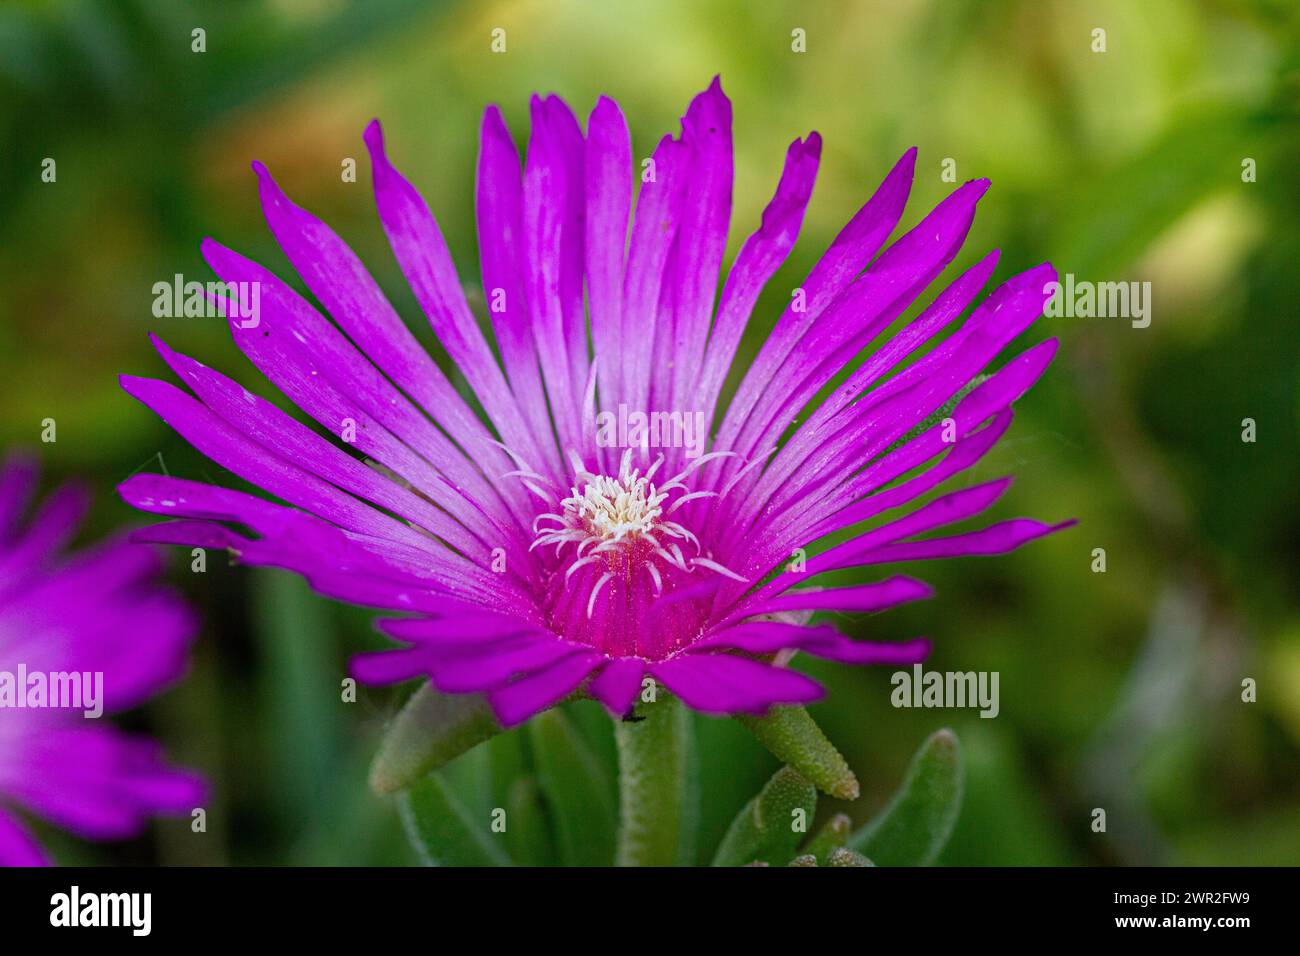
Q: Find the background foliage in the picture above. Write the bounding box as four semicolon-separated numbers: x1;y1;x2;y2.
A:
1;0;1297;865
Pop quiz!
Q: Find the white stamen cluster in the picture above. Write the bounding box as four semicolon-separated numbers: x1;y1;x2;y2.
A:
564;468;665;542
528;449;743;615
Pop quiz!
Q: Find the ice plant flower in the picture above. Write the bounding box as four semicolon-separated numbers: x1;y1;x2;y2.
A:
0;454;203;866
118;77;1069;729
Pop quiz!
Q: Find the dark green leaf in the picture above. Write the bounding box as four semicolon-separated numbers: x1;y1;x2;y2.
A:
399;772;510;867
712;767;817;867
801;812;852;864
369;683;501;795
528;708;617;866
849;729;964;866
504;775;554;866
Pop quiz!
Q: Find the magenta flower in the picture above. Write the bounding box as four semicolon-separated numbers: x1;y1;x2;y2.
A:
119;77;1068;729
0;455;203;866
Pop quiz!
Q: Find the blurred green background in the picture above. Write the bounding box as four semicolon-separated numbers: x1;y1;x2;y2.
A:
2;0;1298;865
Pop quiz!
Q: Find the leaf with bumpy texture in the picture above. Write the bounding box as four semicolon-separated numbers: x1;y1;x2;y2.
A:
801;811;852;864
711;766;817;866
737;706;859;799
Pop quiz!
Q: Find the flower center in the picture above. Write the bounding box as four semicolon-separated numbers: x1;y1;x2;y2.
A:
563;470;664;545
532;451;699;594
517;449;744;659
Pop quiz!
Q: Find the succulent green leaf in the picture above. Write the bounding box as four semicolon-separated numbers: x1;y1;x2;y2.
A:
369;682;501;795
826;847;875;867
801;811;852;863
529;708;617;866
487;728;528;805
504;775;554;866
737;706;859;799
849;728;964;866
711;766;817;867
399;771;511;867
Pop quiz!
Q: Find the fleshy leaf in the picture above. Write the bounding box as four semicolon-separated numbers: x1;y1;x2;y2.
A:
505;775;554;866
826;847;875;867
849;728;964;866
711;766;817;866
528;708;617;866
370;682;502;794
399;771;511;866
801;811;852;863
487;729;528;807
737;706;859;799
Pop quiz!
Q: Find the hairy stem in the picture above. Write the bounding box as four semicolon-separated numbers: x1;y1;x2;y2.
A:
614;695;694;866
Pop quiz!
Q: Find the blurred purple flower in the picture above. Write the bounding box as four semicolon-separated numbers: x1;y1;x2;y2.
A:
0;455;203;866
119;77;1069;728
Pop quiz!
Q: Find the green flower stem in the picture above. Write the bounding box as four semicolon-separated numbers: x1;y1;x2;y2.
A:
614;695;693;866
